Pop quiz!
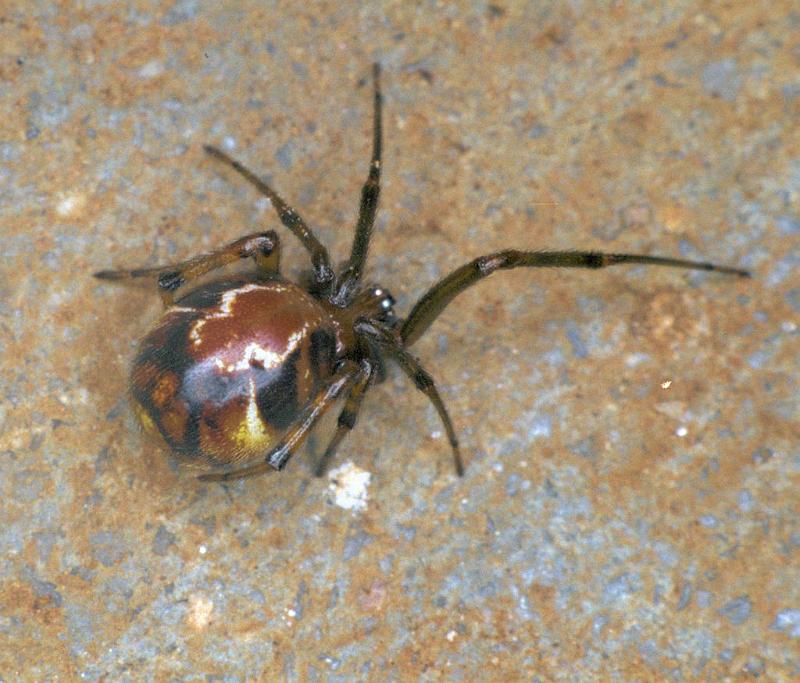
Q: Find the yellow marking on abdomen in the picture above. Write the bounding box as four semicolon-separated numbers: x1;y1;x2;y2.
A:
232;377;277;453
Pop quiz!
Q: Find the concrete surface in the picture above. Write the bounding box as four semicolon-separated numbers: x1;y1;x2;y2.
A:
1;1;798;680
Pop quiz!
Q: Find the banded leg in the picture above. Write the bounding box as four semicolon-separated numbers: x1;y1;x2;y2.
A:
94;231;281;306
356;320;464;476
199;360;362;482
333;63;383;306
401;250;751;345
203;145;334;290
314;359;376;477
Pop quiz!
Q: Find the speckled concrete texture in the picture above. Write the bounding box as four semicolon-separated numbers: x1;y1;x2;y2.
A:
1;2;798;680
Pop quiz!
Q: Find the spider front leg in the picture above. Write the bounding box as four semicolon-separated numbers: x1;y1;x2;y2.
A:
356;320;465;476
203;145;334;292
333;63;383;306
401;249;751;345
199;360;367;482
94;231;281;306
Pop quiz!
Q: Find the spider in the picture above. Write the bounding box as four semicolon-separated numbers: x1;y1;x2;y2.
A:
95;64;749;482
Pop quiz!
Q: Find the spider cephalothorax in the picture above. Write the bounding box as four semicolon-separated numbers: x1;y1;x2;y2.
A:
95;64;749;482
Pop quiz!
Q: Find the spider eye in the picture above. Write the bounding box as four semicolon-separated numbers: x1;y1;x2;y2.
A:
370;287;395;311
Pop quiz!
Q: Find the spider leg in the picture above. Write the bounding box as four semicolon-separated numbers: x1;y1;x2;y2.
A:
333;63;383;305
356;320;464;476
203;145;334;291
314;359;376;477
196;459;276;483
198;360;363;482
401;250;751;345
94;231;280;307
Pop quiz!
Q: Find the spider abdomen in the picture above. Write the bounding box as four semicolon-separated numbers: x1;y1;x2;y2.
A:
130;276;341;467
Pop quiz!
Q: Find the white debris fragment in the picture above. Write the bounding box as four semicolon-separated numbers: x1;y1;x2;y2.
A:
56;191;86;217
138;60;164;79
187;594;214;630
328;461;371;512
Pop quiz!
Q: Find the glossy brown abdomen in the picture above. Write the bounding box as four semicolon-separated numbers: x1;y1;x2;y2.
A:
131;276;340;467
